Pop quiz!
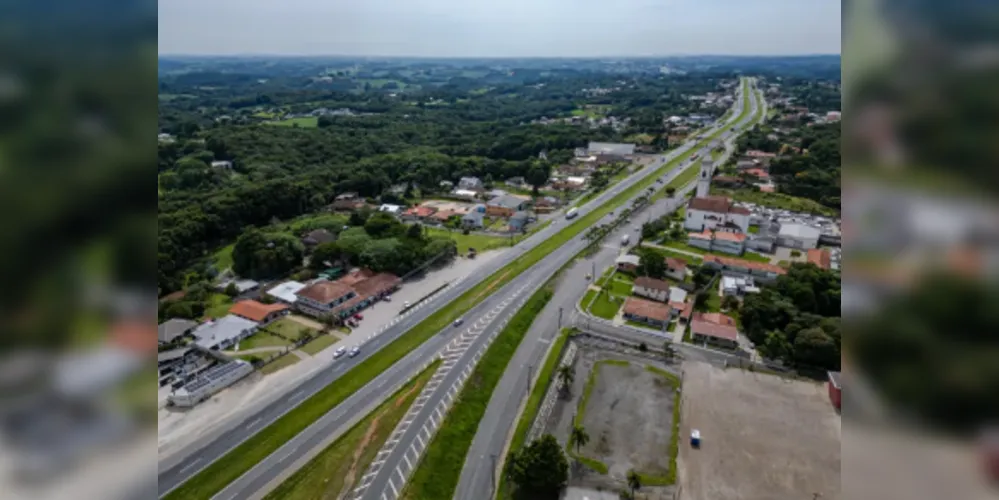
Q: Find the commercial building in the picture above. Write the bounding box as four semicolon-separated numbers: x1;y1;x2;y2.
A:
689;312;739;350
684;196;751;234
168;360;255;407
622;297;671;328
688;230;747;255
295;270;401;320
777;223;822;250
586;141;636;157
191;315;260;350
486;194;529;217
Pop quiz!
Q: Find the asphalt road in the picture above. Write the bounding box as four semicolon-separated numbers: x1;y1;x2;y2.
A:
452;79;763;500
157;83;744;498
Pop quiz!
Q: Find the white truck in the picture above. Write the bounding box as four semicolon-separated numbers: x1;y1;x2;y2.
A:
566;207;579;219
621;234;630;246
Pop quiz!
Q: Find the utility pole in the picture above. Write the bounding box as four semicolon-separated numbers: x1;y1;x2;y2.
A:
558;307;563;330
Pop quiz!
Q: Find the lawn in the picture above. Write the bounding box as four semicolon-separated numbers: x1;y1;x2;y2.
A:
213;244;234;271
641;245;703;265
266;318;317;341
660;241;771;263
235;332;290;351
204;293;233;319
704;291;722;313
589;291;624;320
299;333;340;356
579;289;597;311
259;354;301;375
164;80;755;500
264;361;438;500
424;227;511;254
748;225;760;234
607;276;633;296
711;187;838;217
265;116;319;128
400;287;553;500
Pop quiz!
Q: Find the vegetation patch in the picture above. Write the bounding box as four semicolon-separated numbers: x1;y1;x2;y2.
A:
265;116;319;128
400;286;554;500
299;333;340;356
263;361;438;500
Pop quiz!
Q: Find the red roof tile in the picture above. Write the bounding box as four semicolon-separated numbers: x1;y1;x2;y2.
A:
622;297;671;322
296;280;355;305
665;257;687;270
690;319;739;341
807;248;832;270
229;300;290;322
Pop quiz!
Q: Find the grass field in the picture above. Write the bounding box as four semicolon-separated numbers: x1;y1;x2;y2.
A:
266;318;316;341
710;187;839;216
236;332;289;350
606;274;634;296
204;293;233;319
424;227;511;254
659;241;771;263
213;244;234;271
589;292;623;320
264;361;439;500
579;289;597;311
164;80;755;500
258;354;301;375
300;334;340;356
400;286;554;500
265;116;319;128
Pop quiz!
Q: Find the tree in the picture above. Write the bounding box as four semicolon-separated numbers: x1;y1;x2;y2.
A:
231;228;305;279
636;250;666;279
665;186;676;197
792;327;839;370
526;162;552;194
556;365;574;396
224;282;239;297
627;469;642;499
694;291;710;311
692;266;714;288
310;242;342;270
507;434;568;497
407;223;424;240
364;211;402;238
722;295;740;311
568;425;590;456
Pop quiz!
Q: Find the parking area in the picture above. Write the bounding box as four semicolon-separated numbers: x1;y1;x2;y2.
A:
677;361;840;500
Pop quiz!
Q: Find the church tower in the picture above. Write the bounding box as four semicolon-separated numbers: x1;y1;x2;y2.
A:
696;157;713;198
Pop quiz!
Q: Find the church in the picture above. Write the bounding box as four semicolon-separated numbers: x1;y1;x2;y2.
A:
683;158;751;234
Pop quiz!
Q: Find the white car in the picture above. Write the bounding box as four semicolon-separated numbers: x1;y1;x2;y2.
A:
333;347;347;358
403;300;411;308
348;346;361;357
383;295;392;302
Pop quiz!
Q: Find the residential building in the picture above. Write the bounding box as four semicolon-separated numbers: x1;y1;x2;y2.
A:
302;228;336;247
689;312;739;350
379;204;403;215
295;270;401;320
687;230;747;255
533;198;555;214
158;318;197;345
506;176;527;188
633;277;671;302
330;192;365;212
684;196;751;233
451;189;479;200
702;254;787;283
210;160;232;169
622;297;671;328
807;248;833;270
736;158;761;170
777;223;821;249
402;205;437;221
744;168;770;180
431;209;457;225
266;281;307;304
720;275;760;296
228;300;290;325
828;371;842;410
168;360;255;407
215;279;259;296
587;142;636;157
565;176;587;187
458;176;484;191
486;194;528;217
669;287;688;304
665;257;687;282
191;315;260;350
462;211;485;229
616;254;640;273
509;211;530;231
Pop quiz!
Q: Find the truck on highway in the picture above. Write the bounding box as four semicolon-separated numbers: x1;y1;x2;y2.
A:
566;207;579;219
621;234;630;246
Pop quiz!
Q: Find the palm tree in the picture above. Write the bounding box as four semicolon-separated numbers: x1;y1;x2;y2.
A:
568;425;590;456
556;365;574;395
627;469;642;498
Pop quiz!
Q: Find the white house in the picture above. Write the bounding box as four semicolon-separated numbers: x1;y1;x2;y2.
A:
684;196;751;234
633;277;672;302
458;177;484;190
266;281;307;304
665;257;688;282
379;204;403;215
721;275;760;297
191;315;260;350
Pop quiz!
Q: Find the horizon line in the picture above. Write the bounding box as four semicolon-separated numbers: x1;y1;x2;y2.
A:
158;53;842;59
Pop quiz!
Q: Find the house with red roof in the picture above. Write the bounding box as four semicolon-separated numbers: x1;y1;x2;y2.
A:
689;312;739;350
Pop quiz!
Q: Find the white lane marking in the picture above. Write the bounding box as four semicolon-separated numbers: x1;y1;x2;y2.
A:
388;478;399;497
289;390;305;402
245;417;261;430
178;458;202;474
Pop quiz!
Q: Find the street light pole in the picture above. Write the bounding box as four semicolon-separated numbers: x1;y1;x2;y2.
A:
558;307;563;330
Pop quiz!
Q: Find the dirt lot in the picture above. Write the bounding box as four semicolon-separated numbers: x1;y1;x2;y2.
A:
678;361;841;500
580;362;675;478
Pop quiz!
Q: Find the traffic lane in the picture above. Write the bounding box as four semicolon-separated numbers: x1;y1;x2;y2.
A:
216;270;549;500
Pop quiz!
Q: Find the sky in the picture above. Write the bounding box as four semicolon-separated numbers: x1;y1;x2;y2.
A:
159;0;840;57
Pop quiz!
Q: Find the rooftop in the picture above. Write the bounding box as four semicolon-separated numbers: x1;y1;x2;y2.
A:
158;318;198;343
192;315;259;349
616;254;641;266
296;280;355;304
487;194;528;210
779;223;822;239
229;300;290;322
703;254;787;275
690;315;739;341
266;280;307;303
807;248;832;270
665;257;688;270
622;297;671;322
587;142;636;156
634;276;671;292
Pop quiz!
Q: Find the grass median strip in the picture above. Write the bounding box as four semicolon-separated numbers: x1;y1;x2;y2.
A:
166;84;745;500
262;360;440;500
400;285;555;500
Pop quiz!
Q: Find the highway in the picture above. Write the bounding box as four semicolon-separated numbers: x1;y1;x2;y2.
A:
349;79;761;500
157;79;758;499
452;79;764;500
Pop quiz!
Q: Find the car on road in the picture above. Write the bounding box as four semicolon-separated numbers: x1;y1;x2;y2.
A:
348;346;360;357
453;318;464;327
383;295;391;302
403;300;411;308
353;313;363;320
333;346;347;358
